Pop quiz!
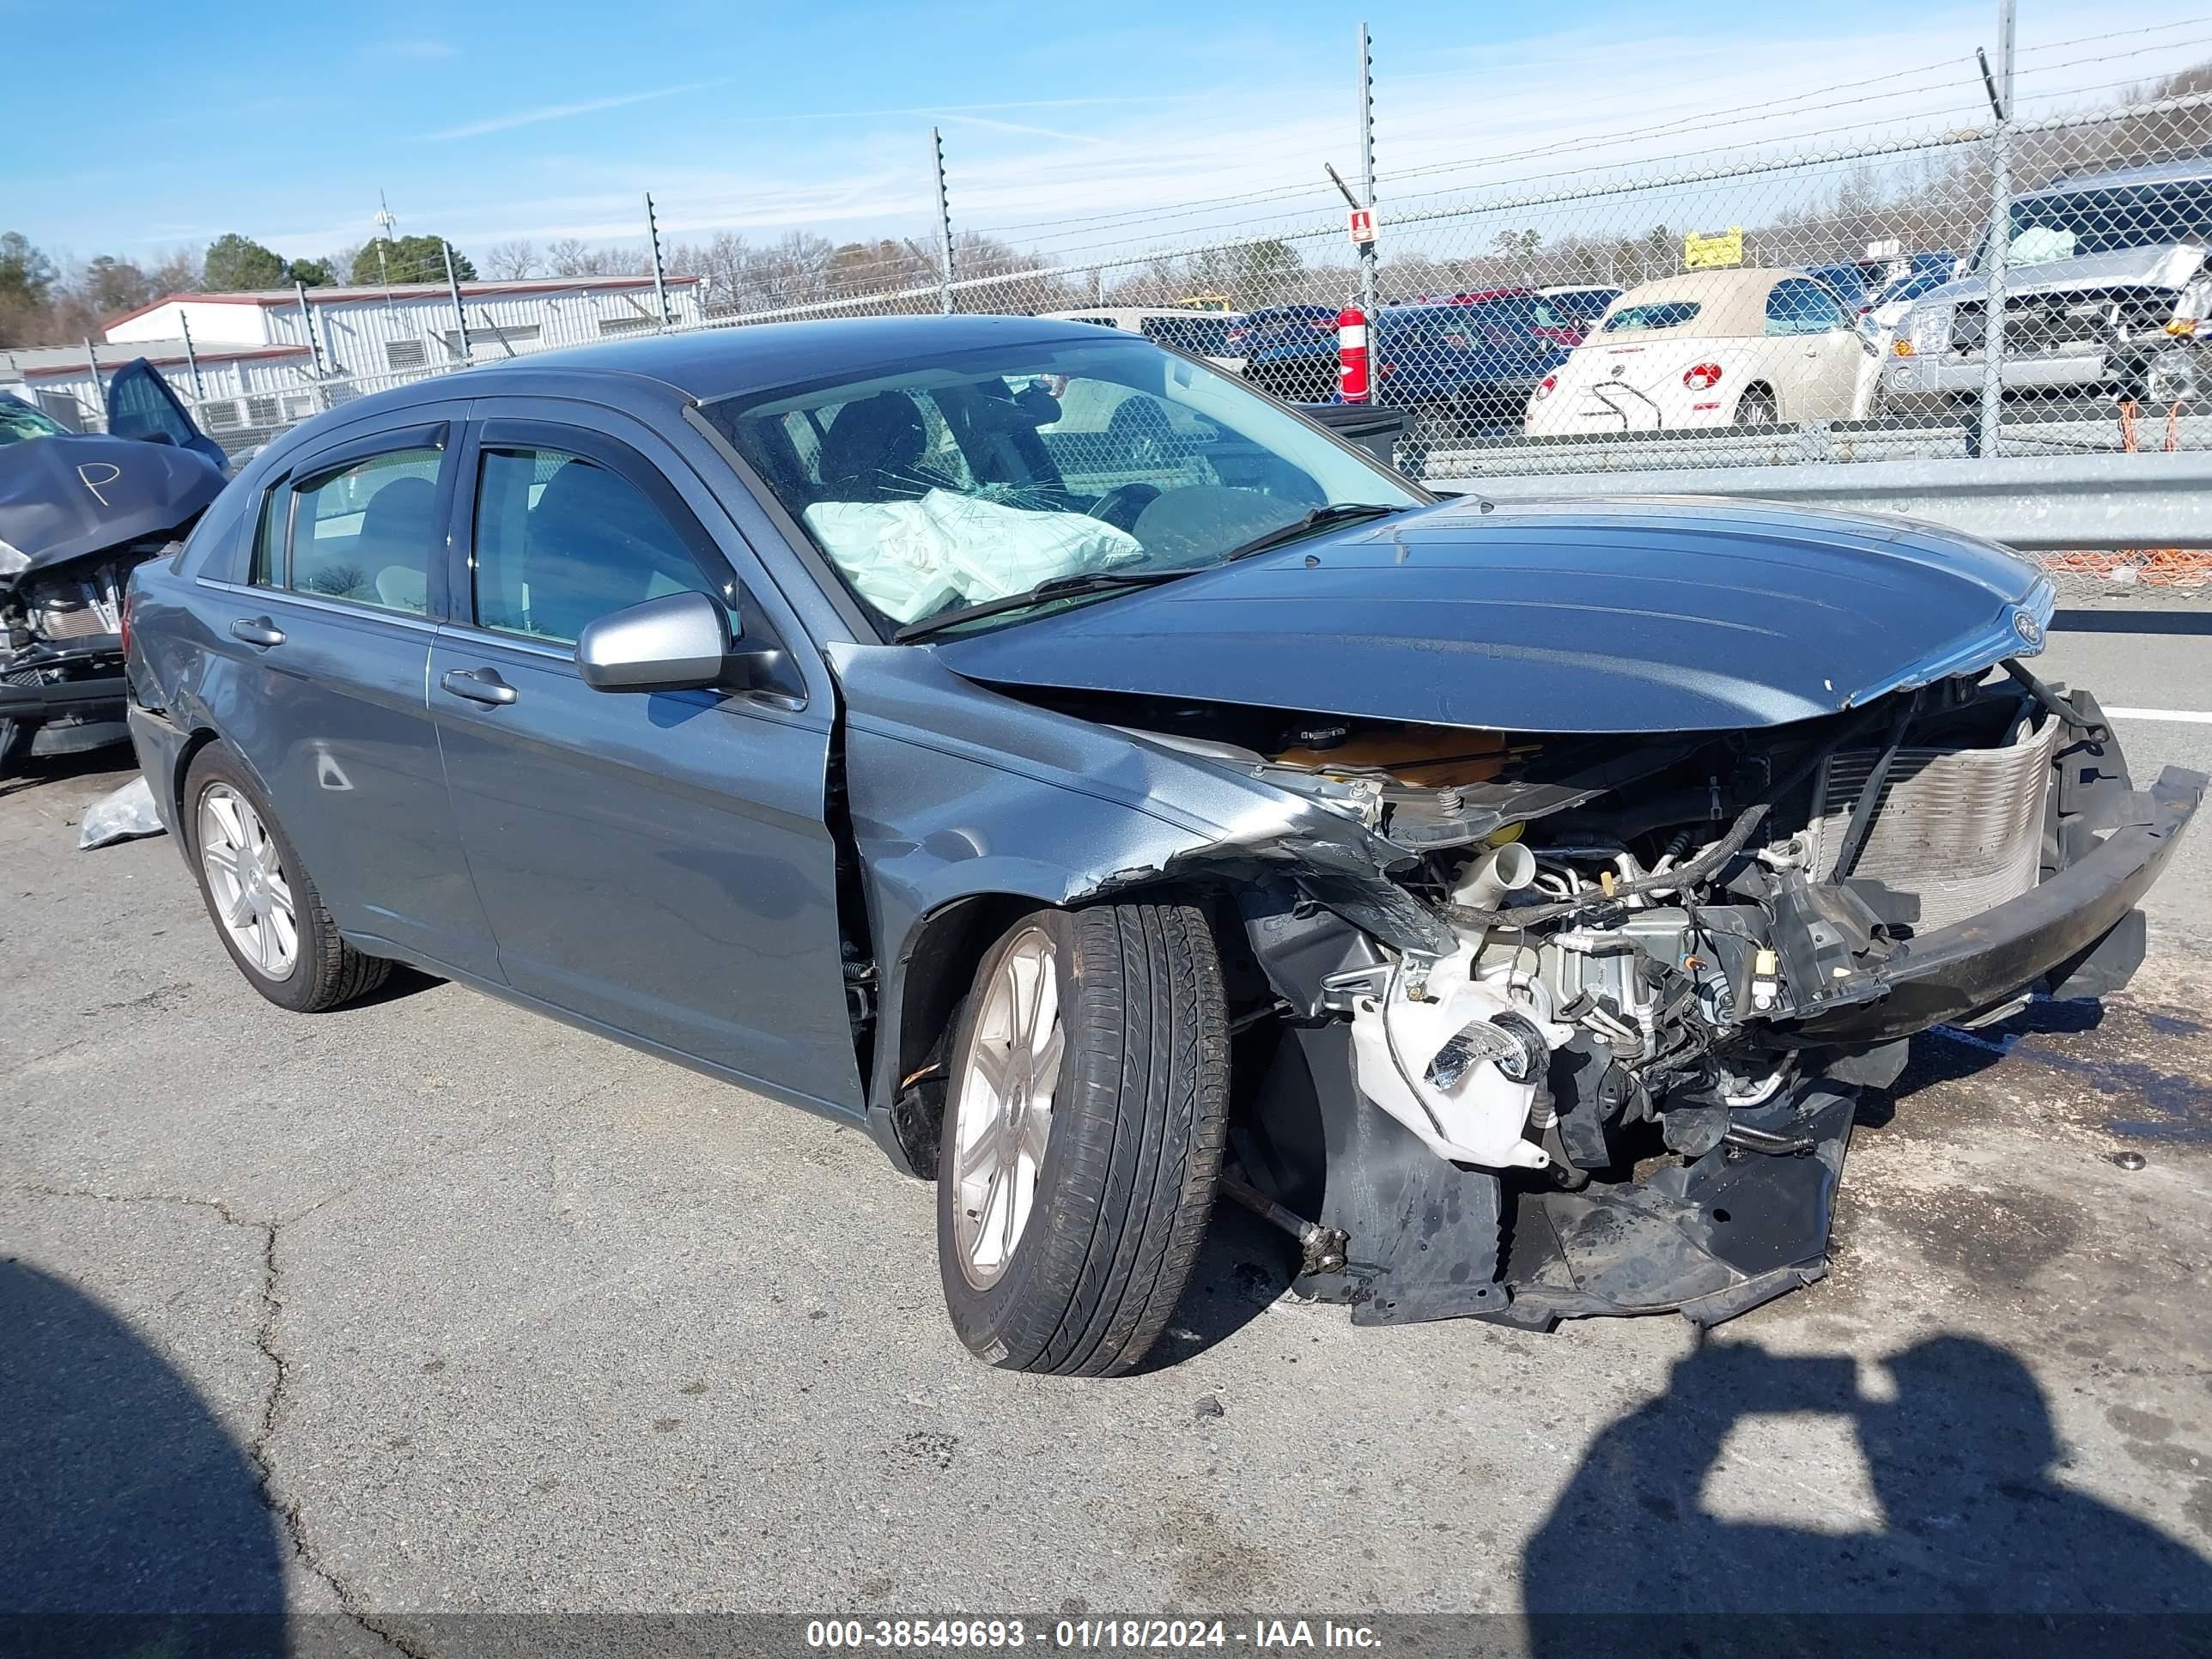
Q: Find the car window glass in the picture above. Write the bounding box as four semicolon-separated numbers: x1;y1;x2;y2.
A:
1765;279;1845;337
703;334;1415;634
471;446;720;646
1603;301;1700;333
266;447;442;613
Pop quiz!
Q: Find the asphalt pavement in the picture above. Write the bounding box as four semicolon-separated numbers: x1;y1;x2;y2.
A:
4;611;2211;1648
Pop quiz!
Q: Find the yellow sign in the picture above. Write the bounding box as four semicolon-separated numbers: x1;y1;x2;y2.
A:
1683;228;1745;270
1176;293;1234;313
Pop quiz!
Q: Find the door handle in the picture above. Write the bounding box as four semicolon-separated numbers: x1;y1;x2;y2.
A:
441;667;518;707
230;617;285;647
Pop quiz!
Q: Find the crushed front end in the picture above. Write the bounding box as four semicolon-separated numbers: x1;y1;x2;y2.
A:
1127;667;2201;1329
0;550;144;762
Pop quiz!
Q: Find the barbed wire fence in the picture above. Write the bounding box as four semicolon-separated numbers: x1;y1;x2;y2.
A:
129;7;2212;578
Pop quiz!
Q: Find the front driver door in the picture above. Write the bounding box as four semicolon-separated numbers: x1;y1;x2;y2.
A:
428;410;861;1112
1765;276;1863;420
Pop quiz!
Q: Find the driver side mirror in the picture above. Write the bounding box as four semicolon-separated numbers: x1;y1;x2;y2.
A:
576;590;736;694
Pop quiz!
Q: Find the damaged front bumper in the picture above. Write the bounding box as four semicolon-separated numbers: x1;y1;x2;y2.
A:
1237;752;2204;1335
1787;764;2203;1045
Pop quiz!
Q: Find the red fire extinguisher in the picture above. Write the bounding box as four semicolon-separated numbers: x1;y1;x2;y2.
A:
1337;303;1370;404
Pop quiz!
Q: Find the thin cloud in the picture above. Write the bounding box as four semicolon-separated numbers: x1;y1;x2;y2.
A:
374;39;458;61
427;79;726;142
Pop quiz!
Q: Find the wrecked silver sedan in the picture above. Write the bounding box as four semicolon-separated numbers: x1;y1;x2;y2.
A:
123;318;2203;1374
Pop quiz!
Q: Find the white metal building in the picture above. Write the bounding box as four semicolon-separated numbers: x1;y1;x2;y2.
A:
4;276;706;446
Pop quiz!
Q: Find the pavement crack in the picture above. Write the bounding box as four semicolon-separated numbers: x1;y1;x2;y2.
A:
249;1216;432;1659
9;1183;428;1657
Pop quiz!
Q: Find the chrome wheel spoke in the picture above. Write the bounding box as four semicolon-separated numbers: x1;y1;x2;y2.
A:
205;792;246;849
969;1040;1017;1112
198;784;298;980
267;904;298;964
1030;1023;1064;1097
1018;1104;1051;1167
959;1112;1010;1182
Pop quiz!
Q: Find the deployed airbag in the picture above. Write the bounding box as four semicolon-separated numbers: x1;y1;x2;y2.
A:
803;489;1140;623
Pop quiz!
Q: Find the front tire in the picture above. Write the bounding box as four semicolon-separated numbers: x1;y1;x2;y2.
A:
937;902;1230;1376
183;743;389;1013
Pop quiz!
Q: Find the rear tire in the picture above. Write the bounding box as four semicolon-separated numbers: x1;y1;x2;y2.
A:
937;902;1230;1376
182;743;389;1014
1735;386;1778;425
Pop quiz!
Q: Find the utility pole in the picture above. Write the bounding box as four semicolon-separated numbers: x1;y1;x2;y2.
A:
294;282;326;375
179;311;204;400
374;191;398;308
441;240;467;365
82;338;102;426
1977;0;2015;459
931;126;957;315
1357;21;1378;327
645;192;672;325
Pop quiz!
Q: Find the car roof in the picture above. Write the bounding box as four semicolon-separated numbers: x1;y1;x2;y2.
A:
401;314;1133;409
1602;268;1796;336
2024;156;2212;198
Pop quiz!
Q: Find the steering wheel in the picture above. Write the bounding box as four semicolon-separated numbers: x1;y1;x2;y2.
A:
1085;483;1162;532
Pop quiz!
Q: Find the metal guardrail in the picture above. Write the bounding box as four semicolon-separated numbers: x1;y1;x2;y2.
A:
1422;415;2212;479
1432;449;2212;551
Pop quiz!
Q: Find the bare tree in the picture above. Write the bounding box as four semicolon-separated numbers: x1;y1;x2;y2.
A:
546;237;593;277
148;244;203;295
485;239;541;280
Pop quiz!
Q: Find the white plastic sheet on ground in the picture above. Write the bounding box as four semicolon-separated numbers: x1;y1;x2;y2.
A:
802;489;1143;624
77;774;164;849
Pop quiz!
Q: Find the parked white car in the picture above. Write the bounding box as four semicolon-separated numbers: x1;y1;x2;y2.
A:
1525;268;1886;434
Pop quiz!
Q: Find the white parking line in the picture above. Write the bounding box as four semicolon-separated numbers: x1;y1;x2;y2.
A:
2103;708;2212;725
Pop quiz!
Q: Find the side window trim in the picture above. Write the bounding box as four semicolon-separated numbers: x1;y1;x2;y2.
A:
248;421;456;619
453;416;735;649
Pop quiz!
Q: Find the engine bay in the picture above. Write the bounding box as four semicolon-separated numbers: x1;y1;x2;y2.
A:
1030;664;2099;1188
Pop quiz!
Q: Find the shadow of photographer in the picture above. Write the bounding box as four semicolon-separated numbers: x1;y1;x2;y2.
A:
1;1259;286;1656
1523;1334;2212;1656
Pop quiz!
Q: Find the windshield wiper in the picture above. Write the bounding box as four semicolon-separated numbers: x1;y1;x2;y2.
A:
892;568;1192;643
1220;502;1407;563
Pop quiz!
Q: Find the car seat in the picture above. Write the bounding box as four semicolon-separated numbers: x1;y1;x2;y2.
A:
520;459;690;643
354;475;435;611
816;392;931;501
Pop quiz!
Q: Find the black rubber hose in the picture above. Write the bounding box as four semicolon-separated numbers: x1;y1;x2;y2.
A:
2004;658;2108;741
1827;690;1917;882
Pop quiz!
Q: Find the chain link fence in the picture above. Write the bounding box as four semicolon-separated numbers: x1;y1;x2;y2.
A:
120;21;2212;580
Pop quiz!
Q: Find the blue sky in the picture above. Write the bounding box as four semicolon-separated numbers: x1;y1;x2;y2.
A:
5;0;2205;276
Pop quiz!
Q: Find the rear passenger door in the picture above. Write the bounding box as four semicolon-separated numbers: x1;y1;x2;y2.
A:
216;417;504;980
427;409;862;1112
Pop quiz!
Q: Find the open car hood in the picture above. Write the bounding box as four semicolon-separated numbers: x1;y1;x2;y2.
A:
0;433;226;583
930;495;2053;734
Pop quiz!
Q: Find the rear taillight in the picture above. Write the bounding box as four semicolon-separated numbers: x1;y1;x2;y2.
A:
1534;374;1558;401
1683;362;1723;391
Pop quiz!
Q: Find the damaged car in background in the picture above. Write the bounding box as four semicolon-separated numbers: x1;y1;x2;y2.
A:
2;363;227;771
1887;157;2212;417
122;318;2202;1374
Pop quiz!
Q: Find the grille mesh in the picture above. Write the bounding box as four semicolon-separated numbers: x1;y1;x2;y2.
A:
1808;715;2059;931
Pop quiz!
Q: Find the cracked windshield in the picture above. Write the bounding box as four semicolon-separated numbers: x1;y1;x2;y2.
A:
703;334;1419;636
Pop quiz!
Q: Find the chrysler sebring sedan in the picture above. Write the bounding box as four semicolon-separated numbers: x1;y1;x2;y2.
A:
125;317;2199;1374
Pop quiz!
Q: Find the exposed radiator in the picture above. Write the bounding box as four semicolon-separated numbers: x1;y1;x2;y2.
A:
1808;713;2059;932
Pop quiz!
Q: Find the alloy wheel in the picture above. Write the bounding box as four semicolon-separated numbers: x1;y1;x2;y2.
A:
197;783;298;979
951;927;1064;1289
